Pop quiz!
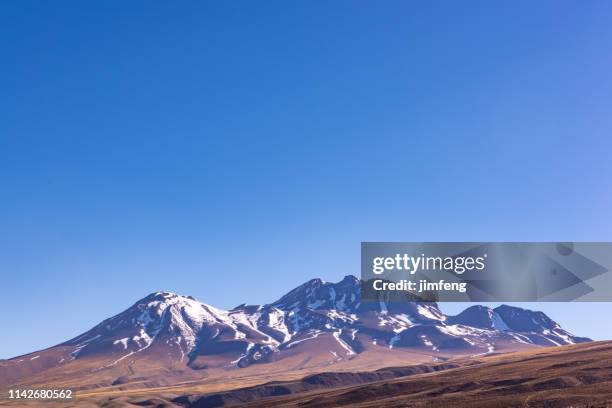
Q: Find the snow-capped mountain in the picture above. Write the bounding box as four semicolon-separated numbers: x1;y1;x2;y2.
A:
272;275;361;312
1;275;591;389
53;275;592;366
61;291;254;367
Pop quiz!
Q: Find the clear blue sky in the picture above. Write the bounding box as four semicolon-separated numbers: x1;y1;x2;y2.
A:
1;1;612;359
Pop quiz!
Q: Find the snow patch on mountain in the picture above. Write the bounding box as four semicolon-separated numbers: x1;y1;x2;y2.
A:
491;311;510;331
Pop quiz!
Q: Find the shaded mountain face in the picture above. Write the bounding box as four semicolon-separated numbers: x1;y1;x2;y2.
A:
272;275;361;312
447;304;591;347
1;276;591;389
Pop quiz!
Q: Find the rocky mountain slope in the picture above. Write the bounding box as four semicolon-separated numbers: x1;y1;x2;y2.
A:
0;275;590;390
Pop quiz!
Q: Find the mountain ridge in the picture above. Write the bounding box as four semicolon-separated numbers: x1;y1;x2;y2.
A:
0;275;591;391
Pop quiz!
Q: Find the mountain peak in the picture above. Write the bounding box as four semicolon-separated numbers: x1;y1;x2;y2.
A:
139;291;195;303
493;305;559;333
272;276;360;312
447;305;507;330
